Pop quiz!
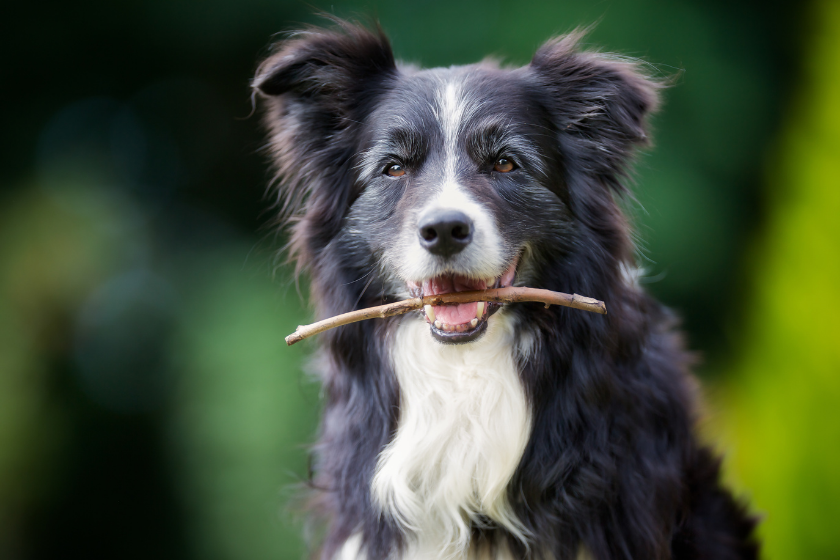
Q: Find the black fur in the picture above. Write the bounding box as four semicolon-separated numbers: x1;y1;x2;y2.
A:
254;19;759;560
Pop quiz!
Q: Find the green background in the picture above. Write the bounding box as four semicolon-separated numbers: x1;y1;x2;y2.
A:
1;1;837;558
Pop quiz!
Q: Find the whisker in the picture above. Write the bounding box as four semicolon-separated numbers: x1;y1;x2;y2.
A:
343;267;375;285
351;272;377;311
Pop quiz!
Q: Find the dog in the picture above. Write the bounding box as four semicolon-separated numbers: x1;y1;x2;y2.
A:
252;19;759;560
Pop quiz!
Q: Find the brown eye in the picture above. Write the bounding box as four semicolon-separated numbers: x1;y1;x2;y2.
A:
386;164;405;177
493;158;515;173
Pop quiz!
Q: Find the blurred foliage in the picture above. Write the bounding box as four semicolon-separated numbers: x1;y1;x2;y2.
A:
168;248;318;560
1;0;835;559
707;1;840;559
0;183;126;554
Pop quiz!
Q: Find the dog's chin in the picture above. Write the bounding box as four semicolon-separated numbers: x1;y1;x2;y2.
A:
429;316;489;343
426;302;503;343
406;256;517;345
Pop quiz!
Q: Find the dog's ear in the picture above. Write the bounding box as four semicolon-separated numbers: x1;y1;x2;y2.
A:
530;31;661;190
253;20;396;120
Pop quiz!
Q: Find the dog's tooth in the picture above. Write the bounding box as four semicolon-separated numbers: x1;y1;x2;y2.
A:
470;318;478;328
476;301;485;318
424;305;436;322
434;320;442;329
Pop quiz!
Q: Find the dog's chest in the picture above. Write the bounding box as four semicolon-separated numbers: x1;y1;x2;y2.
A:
371;314;532;558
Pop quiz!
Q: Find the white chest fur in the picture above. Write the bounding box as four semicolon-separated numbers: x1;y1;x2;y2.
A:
370;313;533;559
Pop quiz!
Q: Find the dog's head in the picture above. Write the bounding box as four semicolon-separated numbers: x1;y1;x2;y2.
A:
254;20;659;344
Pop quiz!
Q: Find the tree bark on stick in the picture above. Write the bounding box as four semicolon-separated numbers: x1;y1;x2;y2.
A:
285;287;606;346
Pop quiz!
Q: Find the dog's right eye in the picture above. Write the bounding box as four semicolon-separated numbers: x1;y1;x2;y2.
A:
493;158;516;173
384;164;406;177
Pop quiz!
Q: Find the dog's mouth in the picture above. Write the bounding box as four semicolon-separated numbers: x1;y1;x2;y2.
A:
406;256;518;344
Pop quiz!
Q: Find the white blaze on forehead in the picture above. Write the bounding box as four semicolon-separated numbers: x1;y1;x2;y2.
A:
435;76;482;183
438;79;467;181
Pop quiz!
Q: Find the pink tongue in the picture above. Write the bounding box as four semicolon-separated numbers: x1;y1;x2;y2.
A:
422;275;486;325
434;302;478;325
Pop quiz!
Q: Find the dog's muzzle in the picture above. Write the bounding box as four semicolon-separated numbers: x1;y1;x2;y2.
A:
407;256;518;344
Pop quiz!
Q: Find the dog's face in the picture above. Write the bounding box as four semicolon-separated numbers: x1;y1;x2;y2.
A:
254;22;657;343
348;66;573;342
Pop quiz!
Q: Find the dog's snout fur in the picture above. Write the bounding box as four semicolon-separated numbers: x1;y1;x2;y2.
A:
417;208;473;257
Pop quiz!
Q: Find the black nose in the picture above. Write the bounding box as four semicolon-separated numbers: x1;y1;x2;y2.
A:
417;209;473;257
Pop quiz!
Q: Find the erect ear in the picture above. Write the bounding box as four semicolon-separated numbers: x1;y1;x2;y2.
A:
253;19;396;115
530;31;662;189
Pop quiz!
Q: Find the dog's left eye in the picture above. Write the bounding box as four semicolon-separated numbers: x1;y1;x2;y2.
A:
493;158;516;173
385;164;405;177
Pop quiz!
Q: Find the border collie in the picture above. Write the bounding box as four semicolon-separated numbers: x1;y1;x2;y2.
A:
253;19;758;560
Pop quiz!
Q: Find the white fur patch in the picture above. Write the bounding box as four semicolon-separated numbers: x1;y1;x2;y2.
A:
619;262;644;290
439;80;468;182
337;533;363;560
371;313;532;559
336;532;593;560
336;533;519;560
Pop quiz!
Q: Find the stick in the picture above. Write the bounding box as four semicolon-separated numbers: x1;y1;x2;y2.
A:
285;287;606;346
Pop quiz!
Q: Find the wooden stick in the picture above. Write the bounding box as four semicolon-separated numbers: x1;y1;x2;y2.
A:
285;287;606;346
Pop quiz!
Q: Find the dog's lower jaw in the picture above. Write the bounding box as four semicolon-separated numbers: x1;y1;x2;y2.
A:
370;312;532;559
